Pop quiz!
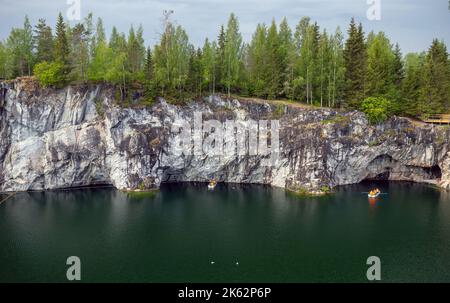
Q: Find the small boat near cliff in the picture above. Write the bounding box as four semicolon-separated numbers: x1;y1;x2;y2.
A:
208;180;217;190
368;188;381;198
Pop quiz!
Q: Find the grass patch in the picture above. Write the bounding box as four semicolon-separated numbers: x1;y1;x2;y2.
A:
271;104;285;119
286;185;332;197
320;115;350;125
126;189;159;200
95;98;104;118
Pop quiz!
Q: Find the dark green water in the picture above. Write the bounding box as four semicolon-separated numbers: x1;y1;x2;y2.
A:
1;182;450;282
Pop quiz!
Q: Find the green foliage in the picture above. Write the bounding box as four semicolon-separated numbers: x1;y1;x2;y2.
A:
320;115;350;126
54;13;69;65
201;39;218;94
95;98;104;117
418;39;450;114
343;18;366;109
33;61;64;87
153;20;191;97
320;186;331;194
69;23;89;81
271;104;285;119
88;41;113;81
0;12;448;119
0;42;6;79
222;13;243;97
365;32;396;97
34;18;54;63
400;53;424;116
3;16;35;78
360;96;392;124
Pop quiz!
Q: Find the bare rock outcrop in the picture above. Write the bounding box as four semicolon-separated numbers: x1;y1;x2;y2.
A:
1;79;449;194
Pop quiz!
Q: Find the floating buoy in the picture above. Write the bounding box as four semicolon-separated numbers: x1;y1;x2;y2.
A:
210;261;215;265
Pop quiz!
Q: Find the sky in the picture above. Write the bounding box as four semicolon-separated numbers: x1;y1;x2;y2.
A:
0;0;449;54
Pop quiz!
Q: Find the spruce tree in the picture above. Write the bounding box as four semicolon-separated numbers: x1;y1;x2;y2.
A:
400;53;424;116
365;32;395;98
392;43;404;88
34;19;54;63
144;47;153;80
419;39;450;114
343;18;366;109
54;13;70;77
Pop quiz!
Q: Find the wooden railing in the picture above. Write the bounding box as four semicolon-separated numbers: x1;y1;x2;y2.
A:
420;114;450;124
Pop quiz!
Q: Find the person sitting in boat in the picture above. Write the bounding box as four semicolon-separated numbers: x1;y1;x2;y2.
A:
369;188;381;196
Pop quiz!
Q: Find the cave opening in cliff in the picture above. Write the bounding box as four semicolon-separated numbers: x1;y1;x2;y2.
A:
361;153;444;183
425;165;442;179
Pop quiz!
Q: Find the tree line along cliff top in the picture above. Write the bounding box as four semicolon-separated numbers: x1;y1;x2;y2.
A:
0;12;449;124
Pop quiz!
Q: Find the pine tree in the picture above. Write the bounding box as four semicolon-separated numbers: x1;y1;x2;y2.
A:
343;18;366;109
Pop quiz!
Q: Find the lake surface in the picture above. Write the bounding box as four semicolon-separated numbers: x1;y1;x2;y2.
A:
1;182;450;282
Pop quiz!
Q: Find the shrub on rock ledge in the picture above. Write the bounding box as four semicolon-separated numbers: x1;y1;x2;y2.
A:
33;61;64;88
361;96;392;124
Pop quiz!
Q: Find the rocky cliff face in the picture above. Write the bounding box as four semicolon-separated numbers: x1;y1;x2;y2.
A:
1;78;450;194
